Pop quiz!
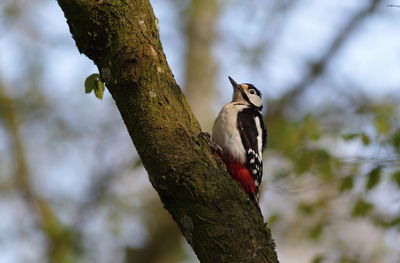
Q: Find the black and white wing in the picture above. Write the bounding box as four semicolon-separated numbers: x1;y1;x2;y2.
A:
237;108;267;191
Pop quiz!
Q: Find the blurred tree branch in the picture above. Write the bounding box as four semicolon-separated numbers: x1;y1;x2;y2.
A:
124;198;185;263
183;0;218;129
270;0;380;115
0;85;76;263
57;0;279;262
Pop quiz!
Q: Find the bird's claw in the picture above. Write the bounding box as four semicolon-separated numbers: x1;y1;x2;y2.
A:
199;132;222;156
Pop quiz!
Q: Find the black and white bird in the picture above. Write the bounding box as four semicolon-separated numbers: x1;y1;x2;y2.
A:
212;76;267;207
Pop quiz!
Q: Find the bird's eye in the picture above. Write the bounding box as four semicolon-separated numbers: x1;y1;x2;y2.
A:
249;89;255;95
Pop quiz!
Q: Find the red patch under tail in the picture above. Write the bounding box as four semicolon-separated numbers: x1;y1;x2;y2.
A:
225;162;259;209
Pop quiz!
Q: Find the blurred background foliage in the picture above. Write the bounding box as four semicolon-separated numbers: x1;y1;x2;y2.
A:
0;0;400;262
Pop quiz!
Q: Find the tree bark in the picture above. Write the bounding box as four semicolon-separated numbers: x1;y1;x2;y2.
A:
57;1;278;262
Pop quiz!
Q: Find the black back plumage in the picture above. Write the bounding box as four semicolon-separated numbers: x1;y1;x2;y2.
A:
236;108;267;192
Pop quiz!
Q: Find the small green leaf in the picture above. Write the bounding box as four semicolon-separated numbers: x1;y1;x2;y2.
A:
84;73;99;94
366;166;381;191
340;175;354;192
94;78;105;99
391;171;400;188
351;198;373;217
99;78;105;92
85;73;106;100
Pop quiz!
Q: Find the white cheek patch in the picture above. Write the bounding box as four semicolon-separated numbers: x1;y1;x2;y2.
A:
249;95;262;108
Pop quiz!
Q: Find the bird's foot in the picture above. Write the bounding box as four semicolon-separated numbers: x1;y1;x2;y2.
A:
198;132;222;156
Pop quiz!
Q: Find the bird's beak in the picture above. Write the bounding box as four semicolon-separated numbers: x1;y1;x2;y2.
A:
228;76;241;91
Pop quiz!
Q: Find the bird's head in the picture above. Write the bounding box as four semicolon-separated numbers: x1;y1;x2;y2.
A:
229;76;263;110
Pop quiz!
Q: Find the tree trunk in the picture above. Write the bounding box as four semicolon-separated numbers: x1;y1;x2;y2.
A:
183;0;218;130
57;1;279;262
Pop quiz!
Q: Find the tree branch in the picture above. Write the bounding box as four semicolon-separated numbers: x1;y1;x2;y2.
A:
270;0;380;115
183;0;219;129
0;85;75;263
57;0;278;262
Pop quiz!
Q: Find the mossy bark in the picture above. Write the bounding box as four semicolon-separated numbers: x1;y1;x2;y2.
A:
57;1;279;262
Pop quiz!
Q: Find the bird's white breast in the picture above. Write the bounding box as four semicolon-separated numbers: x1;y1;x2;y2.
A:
212;103;247;163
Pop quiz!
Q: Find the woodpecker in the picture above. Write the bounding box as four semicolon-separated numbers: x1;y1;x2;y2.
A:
212;76;267;207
